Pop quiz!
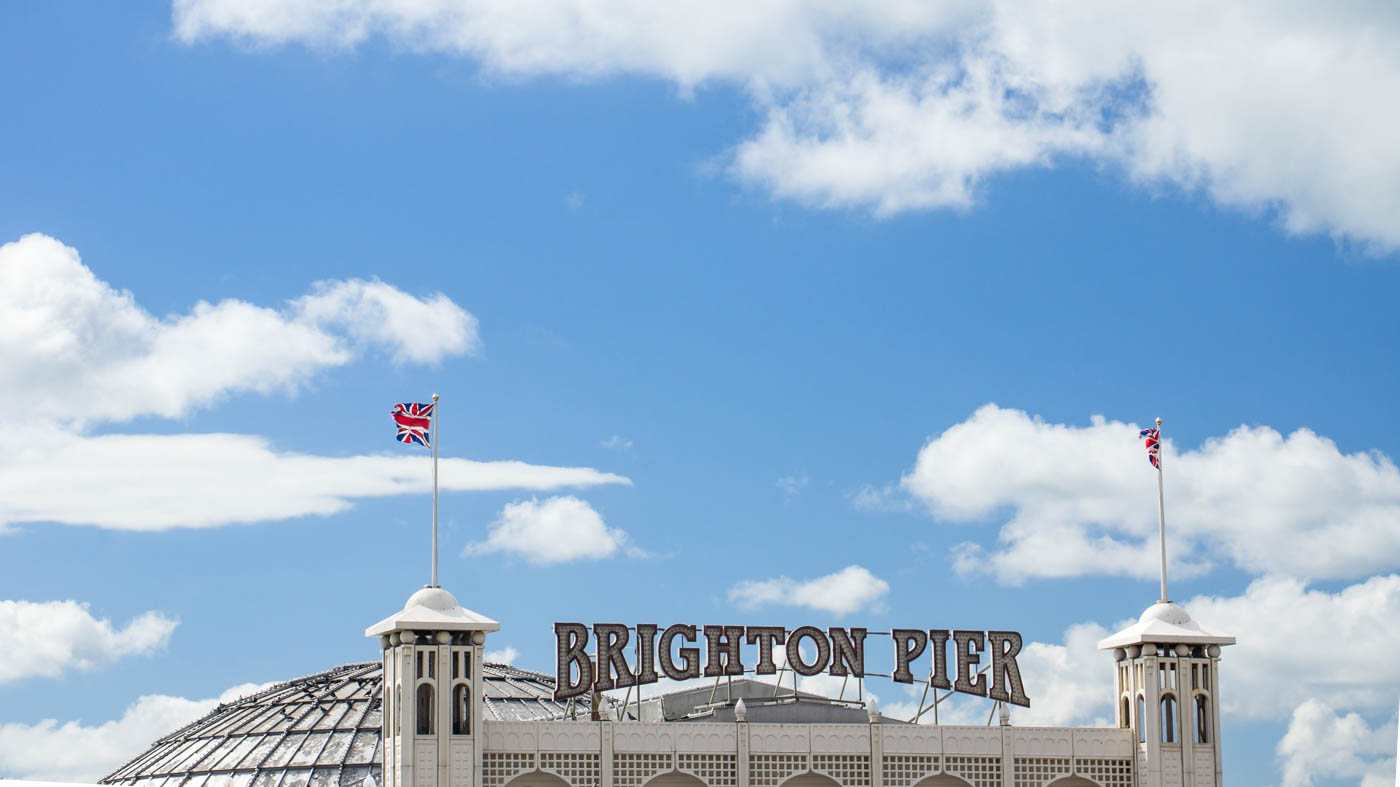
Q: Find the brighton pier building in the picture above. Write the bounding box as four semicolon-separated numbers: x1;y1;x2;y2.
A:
101;585;1235;787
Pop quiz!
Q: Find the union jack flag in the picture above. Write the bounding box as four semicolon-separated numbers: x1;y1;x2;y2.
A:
1139;427;1161;469
393;402;435;446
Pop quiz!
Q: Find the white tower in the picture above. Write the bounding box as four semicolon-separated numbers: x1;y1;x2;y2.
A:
1099;602;1234;787
367;587;500;787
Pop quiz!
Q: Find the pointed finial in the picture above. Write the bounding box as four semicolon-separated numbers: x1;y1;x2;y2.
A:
866;697;880;723
734;698;747;722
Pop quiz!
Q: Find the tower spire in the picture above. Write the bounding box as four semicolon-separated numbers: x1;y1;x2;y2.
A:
431;389;436;582
1155;416;1168;602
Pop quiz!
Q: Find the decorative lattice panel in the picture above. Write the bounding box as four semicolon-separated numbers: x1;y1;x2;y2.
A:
812;754;871;787
678;753;737;787
1012;757;1071;787
943;756;1001;787
1074;758;1133;787
750;754;807;787
539;752;600;787
882;755;940;787
482;753;535;787
614;753;673;787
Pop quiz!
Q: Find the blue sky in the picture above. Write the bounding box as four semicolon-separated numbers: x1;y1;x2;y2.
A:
1;3;1398;786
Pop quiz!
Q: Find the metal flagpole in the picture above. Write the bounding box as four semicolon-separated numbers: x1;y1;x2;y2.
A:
431;389;436;582
1156;416;1168;603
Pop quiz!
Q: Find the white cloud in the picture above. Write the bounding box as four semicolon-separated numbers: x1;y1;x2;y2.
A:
776;473;808;499
1277;700;1396;787
484;646;519;664
0;234;628;531
292;277;480;364
728;564;889;617
733;63;1105;216
0;234;477;429
1185;575;1400;721
0;431;630;530
465;496;642;564
897;404;1400;584
0;681;272;782
0;601;177;684
600;435;632;449
171;2;1400;250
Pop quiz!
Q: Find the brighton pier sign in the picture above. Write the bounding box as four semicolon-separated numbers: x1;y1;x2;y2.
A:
554;624;1030;707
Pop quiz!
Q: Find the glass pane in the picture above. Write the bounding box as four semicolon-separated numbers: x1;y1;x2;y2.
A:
340;766;371;787
318;731;355;766
280;769;312;787
263;733;309;768
347;731;379;765
290;732;331;767
240;733;282;770
292;706;328;731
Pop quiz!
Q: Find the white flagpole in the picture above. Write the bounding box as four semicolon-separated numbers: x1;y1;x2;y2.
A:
431;389;436;585
1156;416;1168;603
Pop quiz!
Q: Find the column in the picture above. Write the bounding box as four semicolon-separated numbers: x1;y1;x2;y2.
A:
600;719;614;787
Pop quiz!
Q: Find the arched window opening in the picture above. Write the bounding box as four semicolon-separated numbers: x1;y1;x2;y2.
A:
1120;696;1130;728
1161;694;1178;743
395;686;401;735
1137;695;1146;743
453;684;471;735
417;683;435;735
1195;694;1211;744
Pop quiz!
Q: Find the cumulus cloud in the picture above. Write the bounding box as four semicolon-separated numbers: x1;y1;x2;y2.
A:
484;646;519;664
465;496;643;564
728;564;890;616
0;681;272;782
0;432;629;530
986;576;1400;726
171;1;1400;250
1185;575;1400;720
291;278;480;364
0;601;178;684
0;234;476;429
0;234;628;531
905;576;1400;729
1277;700;1397;787
898;404;1400;584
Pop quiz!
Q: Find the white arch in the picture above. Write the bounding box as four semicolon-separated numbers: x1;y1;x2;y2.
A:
503;771;572;787
1046;777;1099;787
778;772;841;787
910;774;975;787
643;772;708;787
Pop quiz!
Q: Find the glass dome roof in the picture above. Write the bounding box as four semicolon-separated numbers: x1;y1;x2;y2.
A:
102;661;596;787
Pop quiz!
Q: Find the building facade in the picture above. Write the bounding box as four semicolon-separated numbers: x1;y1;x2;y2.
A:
366;586;1235;787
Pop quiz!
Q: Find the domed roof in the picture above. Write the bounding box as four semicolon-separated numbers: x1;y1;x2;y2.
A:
101;661;602;787
1097;600;1236;650
404;587;460;611
1138;601;1192;625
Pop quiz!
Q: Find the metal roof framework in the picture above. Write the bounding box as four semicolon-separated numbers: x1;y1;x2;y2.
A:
102;662;601;787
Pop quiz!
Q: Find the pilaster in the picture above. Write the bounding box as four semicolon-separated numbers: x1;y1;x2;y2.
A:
1177;655;1194;787
600;719;614;787
736;714;750;787
868;719;883;787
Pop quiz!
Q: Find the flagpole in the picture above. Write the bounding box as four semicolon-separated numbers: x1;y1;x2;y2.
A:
1156;416;1168;603
431;389;436;585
